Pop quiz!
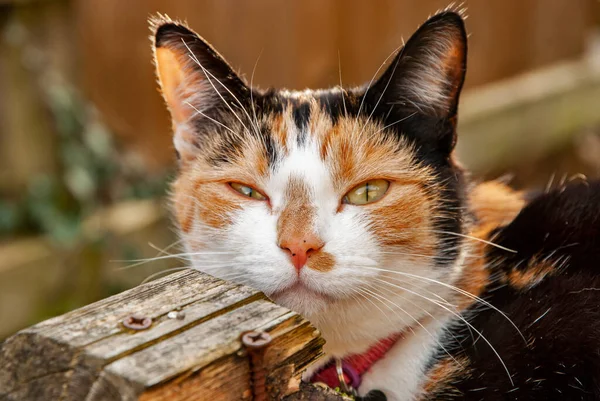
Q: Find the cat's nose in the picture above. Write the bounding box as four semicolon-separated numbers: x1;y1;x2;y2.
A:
279;234;324;272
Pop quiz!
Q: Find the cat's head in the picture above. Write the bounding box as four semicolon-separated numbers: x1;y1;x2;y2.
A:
152;11;469;333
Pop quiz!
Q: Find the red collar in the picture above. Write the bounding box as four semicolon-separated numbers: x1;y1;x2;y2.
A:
310;333;403;390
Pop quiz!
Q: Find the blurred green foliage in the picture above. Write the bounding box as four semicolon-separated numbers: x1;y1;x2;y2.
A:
0;84;171;243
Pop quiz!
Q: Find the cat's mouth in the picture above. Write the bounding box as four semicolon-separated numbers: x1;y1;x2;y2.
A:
268;282;334;303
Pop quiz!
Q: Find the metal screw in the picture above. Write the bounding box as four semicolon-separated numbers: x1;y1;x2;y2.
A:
241;331;272;401
242;331;272;348
122;314;152;330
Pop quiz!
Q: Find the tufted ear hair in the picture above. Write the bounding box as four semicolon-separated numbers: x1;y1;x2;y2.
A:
370;11;468;119
151;15;251;161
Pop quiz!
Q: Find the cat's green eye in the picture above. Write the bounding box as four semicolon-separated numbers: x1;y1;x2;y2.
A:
229;182;267;200
343;179;390;205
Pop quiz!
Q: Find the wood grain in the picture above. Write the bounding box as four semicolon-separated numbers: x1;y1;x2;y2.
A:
0;270;327;400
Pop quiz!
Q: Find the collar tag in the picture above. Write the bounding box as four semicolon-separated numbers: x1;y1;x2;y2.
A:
335;358;359;395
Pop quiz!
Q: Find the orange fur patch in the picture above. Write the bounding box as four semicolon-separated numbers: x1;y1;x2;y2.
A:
420;356;469;399
270;112;288;155
171;175;197;233
506;257;556;290
193;181;242;229
320;113;433;193
454;236;489;309
469;181;525;227
253;143;270;178
172;161;260;233
369;183;436;254
155;48;185;118
307;251;335;273
452;181;527;307
277;177;317;244
155;44;209;124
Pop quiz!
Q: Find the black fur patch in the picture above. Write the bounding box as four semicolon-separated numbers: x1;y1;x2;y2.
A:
488;181;600;275
427;181;600;400
357;390;388;401
292;102;311;145
315;90;348;125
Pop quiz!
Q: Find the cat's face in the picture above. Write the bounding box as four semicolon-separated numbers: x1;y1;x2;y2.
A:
153;12;468;325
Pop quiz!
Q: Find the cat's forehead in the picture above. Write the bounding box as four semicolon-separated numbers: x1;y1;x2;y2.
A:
188;87;425;201
260;91;422;195
273;87;357;127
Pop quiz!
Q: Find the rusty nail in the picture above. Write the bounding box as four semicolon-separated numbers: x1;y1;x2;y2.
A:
122;314;152;330
241;331;272;401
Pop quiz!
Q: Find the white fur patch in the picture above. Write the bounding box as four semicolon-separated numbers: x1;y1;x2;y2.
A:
358;317;450;401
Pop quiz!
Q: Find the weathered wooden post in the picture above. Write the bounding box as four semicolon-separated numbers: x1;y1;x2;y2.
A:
0;270;345;400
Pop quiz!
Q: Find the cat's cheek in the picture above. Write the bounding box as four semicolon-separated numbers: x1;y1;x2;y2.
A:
225;205;301;290
306;251;336;272
367;185;437;253
172;175;244;234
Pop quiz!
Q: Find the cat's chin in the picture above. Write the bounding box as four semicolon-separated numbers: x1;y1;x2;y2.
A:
268;283;334;316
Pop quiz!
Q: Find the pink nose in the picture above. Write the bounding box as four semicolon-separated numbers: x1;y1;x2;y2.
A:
279;234;324;272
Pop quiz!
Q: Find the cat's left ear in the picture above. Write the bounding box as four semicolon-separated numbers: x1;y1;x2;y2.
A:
370;11;467;120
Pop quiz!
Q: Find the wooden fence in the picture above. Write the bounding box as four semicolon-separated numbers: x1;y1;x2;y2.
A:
75;0;599;168
1;0;598;181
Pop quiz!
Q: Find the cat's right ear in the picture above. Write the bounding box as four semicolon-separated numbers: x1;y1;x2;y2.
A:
151;15;250;162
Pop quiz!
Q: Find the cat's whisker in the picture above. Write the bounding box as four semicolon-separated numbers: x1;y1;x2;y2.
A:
357;45;405;139
112;251;237;270
198;59;262;140
362;266;526;343
360;284;462;366
147;239;185;257
545;172;556;193
374;277;514;385
364;271;460;309
352;45;403;136
181;40;254;137
377;249;461;261
357;287;418;340
337;50;348;118
372;111;418;136
140;266;192;285
184;102;238;136
369;275;475;343
399;227;517;253
249;50;263;141
354;287;398;326
366;279;468;345
433;230;517;253
348;287;382;318
369;276;456;309
114;240;186;271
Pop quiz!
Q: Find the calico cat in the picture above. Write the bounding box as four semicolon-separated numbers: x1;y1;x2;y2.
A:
151;9;600;401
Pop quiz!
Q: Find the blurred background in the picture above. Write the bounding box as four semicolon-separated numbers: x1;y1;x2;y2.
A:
1;0;599;338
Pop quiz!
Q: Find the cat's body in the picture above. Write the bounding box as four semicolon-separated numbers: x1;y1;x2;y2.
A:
420;181;600;400
151;9;600;400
